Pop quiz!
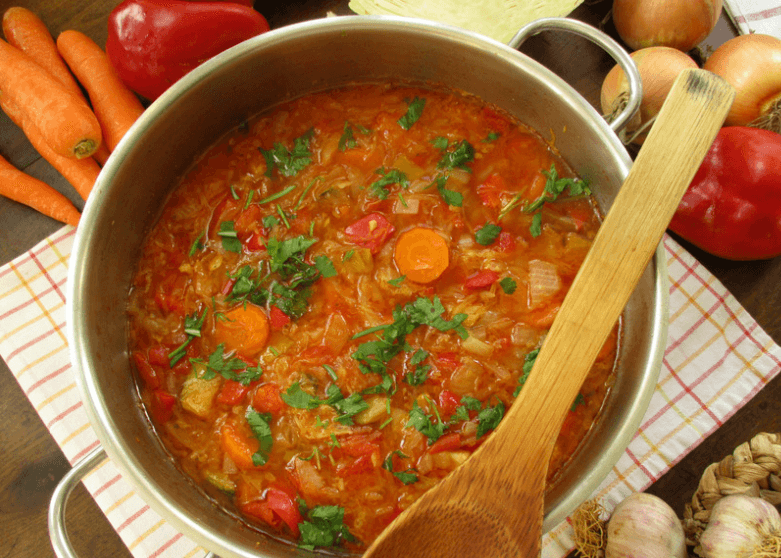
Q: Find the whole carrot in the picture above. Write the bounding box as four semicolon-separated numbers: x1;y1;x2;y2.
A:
0;38;102;159
0;154;80;226
2;7;86;101
57;30;144;152
1;93;99;200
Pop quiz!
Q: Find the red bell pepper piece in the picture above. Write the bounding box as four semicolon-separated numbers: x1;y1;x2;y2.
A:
252;383;285;414
344;213;395;254
268;305;291;330
438;389;461;418
106;0;270;101
132;351;160;389
497;231;516;253
670;127;781;261
265;487;302;537
427;432;462;454
149;389;176;423
147;344;170;366
337;453;374;477
217;380;251;405
463;269;499;290
339;433;381;458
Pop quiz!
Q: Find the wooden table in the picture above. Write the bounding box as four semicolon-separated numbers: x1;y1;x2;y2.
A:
1;1;779;557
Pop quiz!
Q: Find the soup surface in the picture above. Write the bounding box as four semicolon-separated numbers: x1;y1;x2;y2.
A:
127;83;617;551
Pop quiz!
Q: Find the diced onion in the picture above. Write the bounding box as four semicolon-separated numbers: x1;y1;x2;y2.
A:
528;259;561;308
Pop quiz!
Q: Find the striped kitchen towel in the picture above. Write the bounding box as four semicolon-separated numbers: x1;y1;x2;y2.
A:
1;226;780;558
723;0;781;37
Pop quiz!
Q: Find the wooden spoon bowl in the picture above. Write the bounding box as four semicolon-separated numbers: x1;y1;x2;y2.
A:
363;68;735;558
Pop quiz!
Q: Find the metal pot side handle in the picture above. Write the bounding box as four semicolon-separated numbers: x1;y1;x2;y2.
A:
49;445;219;558
509;17;642;135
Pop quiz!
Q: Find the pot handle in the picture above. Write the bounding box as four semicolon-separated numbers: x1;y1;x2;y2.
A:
49;446;219;558
508;17;642;135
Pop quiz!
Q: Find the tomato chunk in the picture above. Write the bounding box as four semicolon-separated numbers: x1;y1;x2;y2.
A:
217;380;251;405
149;389;176;423
252;383;285;414
345;213;395;254
463;270;499;290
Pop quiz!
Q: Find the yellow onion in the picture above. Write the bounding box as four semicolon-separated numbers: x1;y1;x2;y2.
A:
703;34;781;133
612;0;722;52
601;47;698;144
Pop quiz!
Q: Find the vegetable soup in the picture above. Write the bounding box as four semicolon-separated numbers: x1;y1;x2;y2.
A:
127;83;618;551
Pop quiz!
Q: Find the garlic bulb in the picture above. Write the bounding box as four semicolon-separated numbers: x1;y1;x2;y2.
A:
606;492;687;558
699;494;781;558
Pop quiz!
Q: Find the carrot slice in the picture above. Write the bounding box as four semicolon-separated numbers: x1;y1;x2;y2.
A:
393;227;450;284
56;30;144;152
0;38;102;158
0;154;80;226
213;303;270;357
2;7;85;101
1;94;99;200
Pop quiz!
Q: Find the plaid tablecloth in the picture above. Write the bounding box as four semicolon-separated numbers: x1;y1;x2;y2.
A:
1;226;780;558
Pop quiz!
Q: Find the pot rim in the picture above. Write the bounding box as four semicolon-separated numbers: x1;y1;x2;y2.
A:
66;14;667;558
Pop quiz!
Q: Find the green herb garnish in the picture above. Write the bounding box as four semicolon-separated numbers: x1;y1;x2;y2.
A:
397;96;426;130
245;408;273;466
168;308;207;367
475;223;502;246
219;221;241;253
369;167;409;200
499;277;517;294
298;505;355;550
259;129;314;178
382;450;419;485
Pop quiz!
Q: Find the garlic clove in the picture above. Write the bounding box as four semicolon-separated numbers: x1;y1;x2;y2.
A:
606;492;687;558
699;494;781;558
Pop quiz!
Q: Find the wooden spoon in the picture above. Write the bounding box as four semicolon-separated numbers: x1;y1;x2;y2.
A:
363;69;734;558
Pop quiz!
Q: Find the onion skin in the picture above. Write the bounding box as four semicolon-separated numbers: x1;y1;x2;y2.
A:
703;34;781;132
601;47;698;144
613;0;722;52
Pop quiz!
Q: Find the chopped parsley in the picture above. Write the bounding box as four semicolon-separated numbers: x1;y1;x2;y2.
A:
188;232;205;256
499;277;517;294
227;235;335;320
571;392;585;412
259;128;314;177
168;308;207;367
475;223;502;246
192;343;262;384
397;96;426;130
382;450;419;485
475;399;505;439
407;400;446;444
429;174;463;207
338;121;370;151
351;296;467;391
387;275;406;287
282;382;368;425
499;164;591;237
436;139;475;171
218;221;241;253
404;349;431;386
482;131;501;142
298;505;355;550
257;184;297;205
369;167;409;200
245;407;273;466
513;348;539;397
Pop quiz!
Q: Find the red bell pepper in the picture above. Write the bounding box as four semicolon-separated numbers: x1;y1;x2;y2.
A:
669;127;781;261
106;0;270;101
344;213;395;254
149;389;177;423
463;269;499;290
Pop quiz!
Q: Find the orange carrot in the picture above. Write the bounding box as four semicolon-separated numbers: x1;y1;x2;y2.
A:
0;154;80;226
2;7;86;102
0;38;102;159
1;93;99;200
92;142;110;166
394;227;450;284
57;30;144;152
213;304;270;358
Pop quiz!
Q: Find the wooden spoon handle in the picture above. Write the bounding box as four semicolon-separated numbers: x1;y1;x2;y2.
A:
364;69;735;558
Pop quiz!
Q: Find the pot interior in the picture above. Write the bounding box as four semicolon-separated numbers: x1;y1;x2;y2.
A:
69;16;665;558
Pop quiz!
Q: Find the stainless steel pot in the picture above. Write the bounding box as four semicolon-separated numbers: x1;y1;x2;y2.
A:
58;15;666;558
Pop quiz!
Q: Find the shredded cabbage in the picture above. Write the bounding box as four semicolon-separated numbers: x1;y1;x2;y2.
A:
348;0;584;44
